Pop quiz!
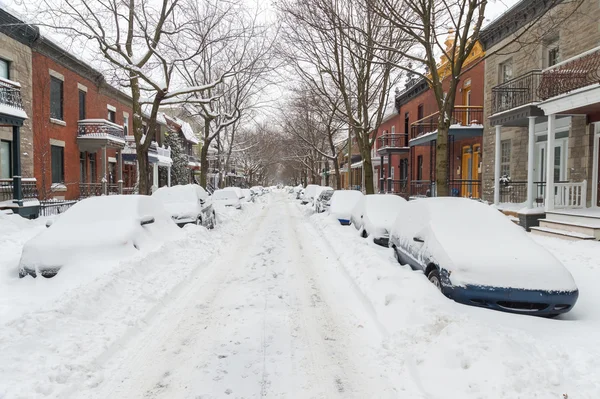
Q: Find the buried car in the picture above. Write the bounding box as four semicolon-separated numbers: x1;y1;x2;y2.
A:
212;189;242;209
329;190;364;225
18;195;179;278
389;197;578;317
242;188;254;202
351;194;407;246
152;184;216;228
301;184;319;205
315;188;334;213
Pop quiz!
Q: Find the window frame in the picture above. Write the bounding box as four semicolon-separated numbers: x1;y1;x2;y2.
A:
0;58;9;80
51;145;65;183
417;155;423;180
0;139;12;179
107;109;116;123
50;76;64;121
498;59;513;84
78;89;86;120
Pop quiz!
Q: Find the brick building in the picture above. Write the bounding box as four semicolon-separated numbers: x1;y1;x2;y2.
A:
481;0;600;238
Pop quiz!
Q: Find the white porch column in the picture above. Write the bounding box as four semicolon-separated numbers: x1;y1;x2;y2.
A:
167;166;172;187
545;114;556;211
153;163;159;190
526;117;536;208
592;122;599;208
494;125;502;205
117;150;123;194
102;145;107;195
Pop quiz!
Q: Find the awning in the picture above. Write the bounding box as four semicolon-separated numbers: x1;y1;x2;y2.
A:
409;124;484;147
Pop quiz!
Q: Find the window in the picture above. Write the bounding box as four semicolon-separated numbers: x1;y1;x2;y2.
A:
51;145;64;183
545;37;560;68
391;125;395;134
0;59;9;79
78;90;86;120
124;114;129;135
400;159;408;181
1;140;12;179
500;139;511;177
108;109;116;123
390;166;395;179
90;153;97;183
50;77;64;120
499;59;513;83
417;155;423;180
404;113;409;134
80;152;86;183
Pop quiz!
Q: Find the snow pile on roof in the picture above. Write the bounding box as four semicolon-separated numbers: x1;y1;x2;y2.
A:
174;116;199;144
156;112;167;125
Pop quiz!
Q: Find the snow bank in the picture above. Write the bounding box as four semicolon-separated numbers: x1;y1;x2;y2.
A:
307;203;600;398
0;196;269;398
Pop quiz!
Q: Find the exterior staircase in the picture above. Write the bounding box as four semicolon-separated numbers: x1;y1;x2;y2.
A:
530;210;600;241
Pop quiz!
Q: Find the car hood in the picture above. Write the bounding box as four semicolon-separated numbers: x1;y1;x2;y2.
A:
162;201;200;219
423;224;577;292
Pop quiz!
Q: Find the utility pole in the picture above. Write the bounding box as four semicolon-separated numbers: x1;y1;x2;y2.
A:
347;127;352;189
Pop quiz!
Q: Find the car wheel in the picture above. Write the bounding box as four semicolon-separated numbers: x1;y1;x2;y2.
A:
427;269;442;292
362;229;368;238
196;216;202;226
393;247;401;264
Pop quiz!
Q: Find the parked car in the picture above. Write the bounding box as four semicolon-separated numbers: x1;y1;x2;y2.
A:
241;188;254;202
329;190;364;225
296;188;305;200
351;194;407;246
212;189;242;209
251;186;264;196
152;184;216;228
223;187;245;201
18;195;179;278
389;197;579;317
301;184;319;205
313;186;333;207
315;189;334;213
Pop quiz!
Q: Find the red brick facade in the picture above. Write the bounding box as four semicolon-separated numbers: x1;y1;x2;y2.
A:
31;50;132;200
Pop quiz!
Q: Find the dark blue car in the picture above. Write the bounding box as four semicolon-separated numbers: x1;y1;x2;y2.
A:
389;198;578;317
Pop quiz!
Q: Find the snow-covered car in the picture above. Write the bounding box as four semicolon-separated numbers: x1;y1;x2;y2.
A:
18;195;179;278
315;189;334;213
389;198;579;317
329;190;364;225
212;189;242;209
351;194;407;246
251;186;263;196
301;184;319;205
223;186;245;201
241;188;254;202
313;186;333;207
152;184;216;228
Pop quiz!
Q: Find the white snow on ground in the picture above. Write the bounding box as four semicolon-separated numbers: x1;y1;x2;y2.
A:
1;192;600;398
310;206;600;398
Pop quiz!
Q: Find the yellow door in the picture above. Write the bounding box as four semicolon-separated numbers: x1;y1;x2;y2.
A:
472;144;480;198
461;146;472;197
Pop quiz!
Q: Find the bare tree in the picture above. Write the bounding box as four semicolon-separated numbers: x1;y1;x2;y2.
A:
367;0;585;196
30;0;252;194
277;0;408;194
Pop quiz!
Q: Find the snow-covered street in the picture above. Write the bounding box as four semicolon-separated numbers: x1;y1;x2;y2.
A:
2;191;600;398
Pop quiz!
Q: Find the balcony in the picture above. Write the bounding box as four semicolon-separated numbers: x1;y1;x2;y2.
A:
491;71;542;116
410;106;483;144
77;119;126;151
149;141;172;167
376;134;409;154
0;77;27;124
0;178;38;202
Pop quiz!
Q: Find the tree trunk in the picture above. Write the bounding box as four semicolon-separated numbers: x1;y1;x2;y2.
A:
130;75;151;195
332;158;341;189
199;119;211;188
357;129;375;195
435;124;450;197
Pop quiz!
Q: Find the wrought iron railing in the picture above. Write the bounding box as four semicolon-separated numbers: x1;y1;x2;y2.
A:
39;200;77;217
410;106;483;139
0;178;38;201
499;181;546;204
538;46;600;100
491;70;542;115
79;182;103;198
0;78;24;115
78;119;125;140
387;179;408;197
410;180;435;197
448;179;482;199
377;134;409;151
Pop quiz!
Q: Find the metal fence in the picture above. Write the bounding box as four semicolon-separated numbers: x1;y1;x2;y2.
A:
39;200;77;217
0;179;38;201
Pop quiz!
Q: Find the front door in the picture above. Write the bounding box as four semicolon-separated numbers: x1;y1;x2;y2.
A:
461;146;473;197
535;138;567;198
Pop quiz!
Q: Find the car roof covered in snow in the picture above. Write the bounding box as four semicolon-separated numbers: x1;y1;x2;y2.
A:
152;184;208;203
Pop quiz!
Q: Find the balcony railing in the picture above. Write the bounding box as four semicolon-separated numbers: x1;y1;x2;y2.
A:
491;71;542;115
499;181;546;204
0;178;38;201
79;182;103;198
410;106;483;139
538;46;600;100
377;134;408;151
387;179;408;197
409;179;482;199
78;119;125;140
0;77;25;117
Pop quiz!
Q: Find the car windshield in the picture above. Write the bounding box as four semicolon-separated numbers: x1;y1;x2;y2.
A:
320;190;334;200
212;190;237;200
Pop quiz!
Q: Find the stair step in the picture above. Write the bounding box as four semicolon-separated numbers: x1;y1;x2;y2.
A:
530;226;596;241
539;219;600;239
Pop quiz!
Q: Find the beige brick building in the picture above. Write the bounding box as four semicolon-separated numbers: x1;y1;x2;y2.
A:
480;0;600;237
0;13;36;180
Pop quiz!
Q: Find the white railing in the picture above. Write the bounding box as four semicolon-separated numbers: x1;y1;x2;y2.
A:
554;180;587;209
157;145;171;159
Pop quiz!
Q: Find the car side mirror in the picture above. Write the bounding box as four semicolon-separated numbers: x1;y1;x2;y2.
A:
413;236;425;243
140;216;155;226
200;198;205;205
45;220;53;228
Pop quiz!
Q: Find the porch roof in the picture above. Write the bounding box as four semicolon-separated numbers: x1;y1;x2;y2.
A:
409;124;484;147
